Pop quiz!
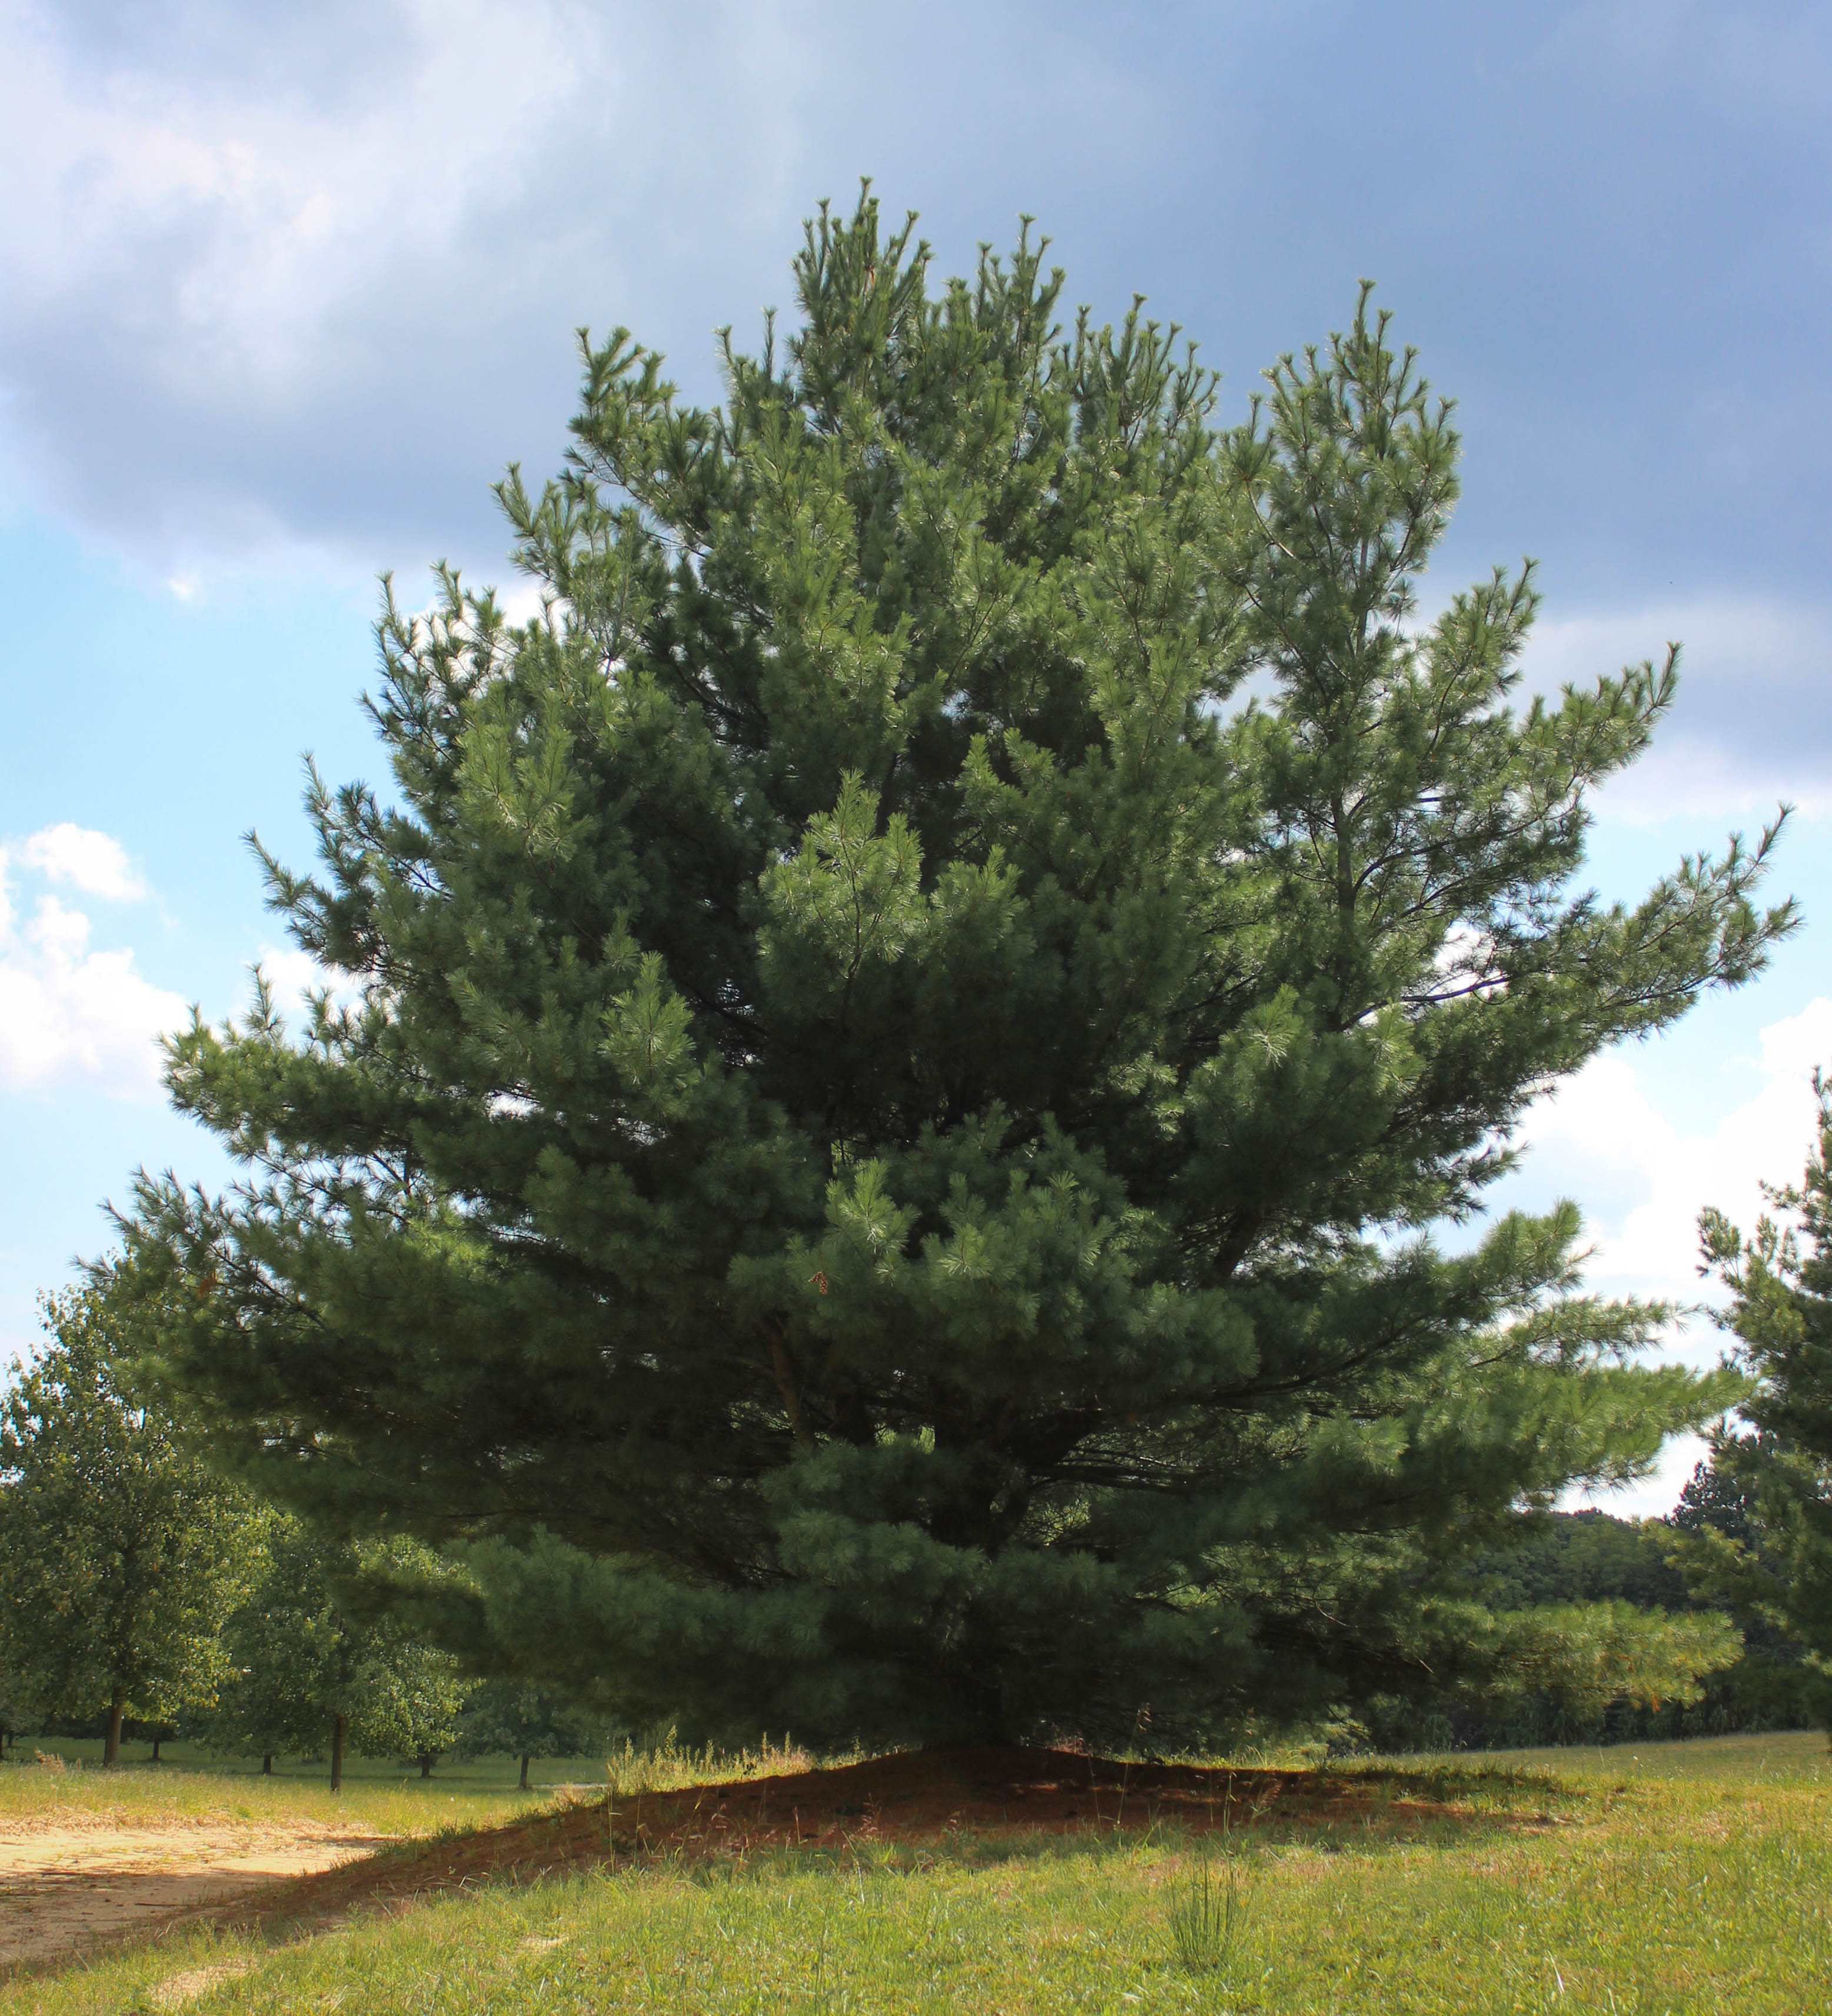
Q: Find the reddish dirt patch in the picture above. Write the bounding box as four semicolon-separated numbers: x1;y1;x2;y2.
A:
235;1748;1491;1938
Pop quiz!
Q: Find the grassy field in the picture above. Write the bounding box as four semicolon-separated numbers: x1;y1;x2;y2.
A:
0;1740;589;1841
0;1733;804;1839
3;1732;1827;2014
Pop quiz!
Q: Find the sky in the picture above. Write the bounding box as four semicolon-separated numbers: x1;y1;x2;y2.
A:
1;0;1827;1517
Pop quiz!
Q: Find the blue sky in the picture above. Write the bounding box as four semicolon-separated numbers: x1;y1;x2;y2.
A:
2;0;1827;1515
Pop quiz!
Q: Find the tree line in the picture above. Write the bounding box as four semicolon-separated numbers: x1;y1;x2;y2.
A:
0;1283;607;1786
5;1205;1823;1772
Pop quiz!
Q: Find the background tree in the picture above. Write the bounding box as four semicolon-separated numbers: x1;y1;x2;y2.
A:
1670;1450;1760;1543
208;1512;327;1775
1362;1502;1771;1751
1663;1447;1810;1728
0;1679;31;1756
0;1281;250;1766
210;1516;470;1787
454;1680;611;1789
354;1626;472;1780
1676;1080;1832;1735
1461;1509;1690;1613
124;191;1792;1752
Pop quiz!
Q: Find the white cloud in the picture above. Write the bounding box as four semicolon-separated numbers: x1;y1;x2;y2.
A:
0;839;185;1097
1514;597;1831;821
1511;996;1832;1516
1;0;1826;645
18;822;147;901
255;942;361;1021
1525;998;1832;1304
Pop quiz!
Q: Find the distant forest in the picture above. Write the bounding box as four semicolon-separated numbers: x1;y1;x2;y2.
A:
1369;1472;1807;1753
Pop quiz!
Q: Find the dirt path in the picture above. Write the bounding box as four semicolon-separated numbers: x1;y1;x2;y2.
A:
0;1815;385;1969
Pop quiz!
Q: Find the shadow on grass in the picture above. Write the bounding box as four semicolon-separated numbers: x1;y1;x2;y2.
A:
243;1749;1582;1911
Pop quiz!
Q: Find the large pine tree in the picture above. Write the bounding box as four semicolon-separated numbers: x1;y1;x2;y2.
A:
125;192;1792;1750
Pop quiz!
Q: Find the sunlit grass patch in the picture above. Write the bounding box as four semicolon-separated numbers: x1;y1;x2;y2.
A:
3;1732;1827;2014
603;1731;823;1798
0;1753;556;1841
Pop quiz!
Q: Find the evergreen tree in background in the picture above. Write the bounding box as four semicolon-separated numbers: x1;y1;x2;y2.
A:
210;1516;471;1788
122;191;1794;1751
0;1284;251;1765
1670;1450;1762;1544
1677;1080;1832;1735
1665;1445;1810;1728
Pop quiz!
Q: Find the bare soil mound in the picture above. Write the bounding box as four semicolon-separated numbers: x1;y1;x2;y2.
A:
240;1746;1498;1937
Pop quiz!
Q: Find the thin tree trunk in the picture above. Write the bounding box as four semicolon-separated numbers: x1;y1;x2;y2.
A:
419;1752;433;1779
151;1736;162;1763
331;1713;347;1793
261;1754;273;1776
104;1695;125;1769
520;1753;531;1791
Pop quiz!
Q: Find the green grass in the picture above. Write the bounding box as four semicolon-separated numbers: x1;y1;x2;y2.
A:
0;1732;808;1838
0;1739;598;1838
5;1732;1828;2013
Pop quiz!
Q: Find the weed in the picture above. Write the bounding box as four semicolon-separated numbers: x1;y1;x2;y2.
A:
1166;1847;1248;1974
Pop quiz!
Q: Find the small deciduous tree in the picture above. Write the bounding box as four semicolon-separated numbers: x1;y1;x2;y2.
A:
0;1283;250;1766
1678;1079;1832;1735
210;1516;470;1788
455;1679;611;1789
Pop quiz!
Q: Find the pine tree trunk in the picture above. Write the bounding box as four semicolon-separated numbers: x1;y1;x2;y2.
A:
262;1754;274;1775
331;1713;347;1793
519;1753;531;1791
419;1752;433;1779
104;1696;125;1769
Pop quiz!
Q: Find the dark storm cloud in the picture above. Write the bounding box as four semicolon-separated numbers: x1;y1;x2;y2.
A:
1;0;1826;791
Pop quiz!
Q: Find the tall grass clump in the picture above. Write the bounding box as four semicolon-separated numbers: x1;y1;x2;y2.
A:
1166;1846;1248;1974
604;1731;819;1797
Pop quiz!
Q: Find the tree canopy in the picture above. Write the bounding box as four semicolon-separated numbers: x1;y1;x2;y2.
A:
208;1515;471;1786
0;1284;251;1765
455;1680;610;1789
122;190;1793;1751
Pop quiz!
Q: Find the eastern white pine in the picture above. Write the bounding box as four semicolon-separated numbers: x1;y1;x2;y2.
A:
122;192;1793;1749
